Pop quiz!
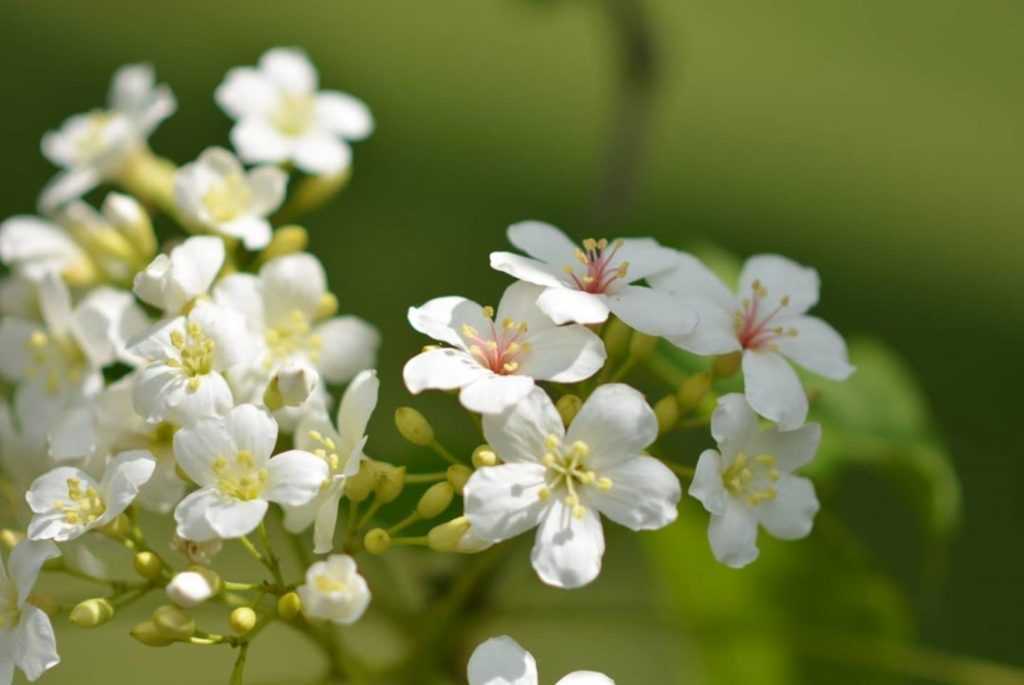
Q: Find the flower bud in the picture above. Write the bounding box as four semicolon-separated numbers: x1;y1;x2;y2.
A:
471;445;498;468
556;394;583;426
277;592;302;621
260;225;309;262
133;551;163;580
130;620;176;647
0;529;24;550
395;407;434;446
103;192;156;260
712;351;742;379
265;362;318;410
374;464;406;504
677;372;712;412
628;332;658;361
152;605;196;640
364;528;392;555
101;514;132;539
166;569;219;608
344;460;378;503
315;292;339;320
654;395;680;434
70;598;114;628
427;517;472;553
284;172;350;219
446;464;472;494
602;316;632;362
417;482;455;519
229;607;257;635
62;257;100;288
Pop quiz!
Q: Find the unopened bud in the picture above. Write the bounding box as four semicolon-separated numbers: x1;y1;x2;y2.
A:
364;528;392;555
229;607;257;635
153;605;195;640
260;225;309;262
374;465;406;504
556;394;583;426
712;351;742;379
283;172;350;219
471;445;498;468
602;316;633;362
654;395;680;434
62;257;100;288
677;372;712;412
130;620;176;647
315;292;338;320
344;459;378;503
103;192;156;260
265;362;318;410
277;592;302;620
166;569;219;608
417;482;455;519
70;598;115;628
446;464;472;494
133;551;163;580
101;514;132;539
395;407;434;446
628;332;658;361
427;517;471;552
0;529;23;550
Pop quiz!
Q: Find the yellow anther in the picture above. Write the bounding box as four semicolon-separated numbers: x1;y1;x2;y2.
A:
502;362;519;373
462;324;479;338
537;487;551;502
565;494;579;508
313;574;346;593
29;331;48;349
596;477;613;491
583;238;598;251
570;441;590;459
543;453;558;467
754;454;776;466
482;306;495;319
781;295;791;306
572;504;586;520
575;248;589;265
545;434;561;450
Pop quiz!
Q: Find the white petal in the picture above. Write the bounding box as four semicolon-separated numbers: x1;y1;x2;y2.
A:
689;449;728;517
282;497;320;534
174;489;222;542
482;386;564;464
467;636;539;685
463;463;548;542
0;216;81;280
589;456;680;531
615;238;679;282
265;450;328;506
173;417;235;487
407;295;490;349
460;374;536;416
293;135;350;175
14;606;60;681
260;253;326;322
212;273;265;331
336;369;379;446
555;673;615;685
649;250;738;311
225;404;278;464
312;479;345;554
246;165;288;217
99;450;156;521
231;118;292;164
215;67;277;119
37;272;72;337
739;255;819;316
109;63;154;111
489;252;567;289
530;500;605;589
507;221;578;266
315;91;374;140
8;540;60;605
38;167;101;214
566;384;657;470
604;285;698;337
776;315;855;381
707;498;760;569
746;422;821;472
189;300;256;369
314;316;380;384
205;497;269;539
219;216;272;250
742;350;808;431
494;281;561;335
403;348;486;394
710;393;759;460
756;475;819;541
259;47;318;93
0;317;34;379
536;288;610;325
517;325;605;383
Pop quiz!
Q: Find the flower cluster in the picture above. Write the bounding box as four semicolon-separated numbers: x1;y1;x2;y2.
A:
0;48;853;685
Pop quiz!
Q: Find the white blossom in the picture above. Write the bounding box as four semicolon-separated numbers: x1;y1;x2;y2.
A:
215;47;373;176
404;282;606;415
489;222;696;337
690;393;822;568
174;147;286;250
465;385;680;589
0;540;62;684
297;555;370;625
652;253;854;429
172;404;327;542
133;236;225;315
39;64;176;212
468;636;613;685
166;571;217;609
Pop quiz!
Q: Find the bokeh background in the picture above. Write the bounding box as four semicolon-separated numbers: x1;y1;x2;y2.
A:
1;1;1022;683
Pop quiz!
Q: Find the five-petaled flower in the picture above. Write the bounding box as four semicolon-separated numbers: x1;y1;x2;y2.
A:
468;635;613;685
689;393;822;568
0;540;62;684
489;221;697;337
404;282;606;415
652;253;855;430
464;384;680;588
298;554;371;625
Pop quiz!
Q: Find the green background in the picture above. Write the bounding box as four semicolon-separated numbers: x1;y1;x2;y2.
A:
1;1;1022;683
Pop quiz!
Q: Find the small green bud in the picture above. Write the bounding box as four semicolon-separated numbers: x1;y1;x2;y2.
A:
315;292;339;320
277;592;302;621
628;332;658;361
153;605;196;640
70;598;114;628
395;407;435;446
259;225;309;263
712;351;742;379
101;514;132;539
654;395;680;434
0;529;23;550
374;464;406;503
364;528;392;555
602;316;632;362
229;607;257;635
345;460;378;503
417;482;455;519
677;372;712;412
471;445;498;468
556;394;583;427
427;517;472;552
130;620;176;647
133;551;163;580
446;464;472;494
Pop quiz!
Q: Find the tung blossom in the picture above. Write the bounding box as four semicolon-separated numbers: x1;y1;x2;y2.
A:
468;636;613;685
298;555;370;626
133;236;225;315
0;540;62;684
690;393;822;569
489;221;696;337
652;253;854;430
404;282;606;415
465;384;680;588
216;47;374;176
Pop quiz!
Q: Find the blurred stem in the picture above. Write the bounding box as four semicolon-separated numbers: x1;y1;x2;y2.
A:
258;522;286;587
591;0;659;230
229;642;250;685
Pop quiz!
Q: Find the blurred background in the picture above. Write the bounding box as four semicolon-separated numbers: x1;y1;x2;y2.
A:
1;1;1022;683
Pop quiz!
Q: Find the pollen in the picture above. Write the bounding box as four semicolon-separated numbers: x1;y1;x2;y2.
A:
460;313;531;376
167;321;217;392
722;452;780;508
265;309;320;367
215;450;269;501
60;477;106;526
535;435;613;513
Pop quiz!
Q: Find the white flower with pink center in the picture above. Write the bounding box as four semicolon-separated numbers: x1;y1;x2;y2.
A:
651;253;855;429
403;282;606;415
489;221;697;336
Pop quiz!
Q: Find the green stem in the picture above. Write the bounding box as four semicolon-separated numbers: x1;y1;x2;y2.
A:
404;472;447;484
258;522;285;587
355;497;385;531
387;512;422;536
230;642;250;684
429;440;462;466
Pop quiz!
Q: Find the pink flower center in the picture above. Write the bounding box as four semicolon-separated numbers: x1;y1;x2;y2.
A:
734;280;798;350
461;307;530;375
563;238;629;294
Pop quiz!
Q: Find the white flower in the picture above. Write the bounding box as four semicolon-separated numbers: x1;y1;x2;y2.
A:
128;300;253;424
689;393;821;569
172;404;328;542
166;571;216;609
283;370;378;554
214;252;379;386
39;63;176;212
297;555;370;625
0;216;88;284
215;47;373;176
270;361;319;408
174;147;286;250
464;385;680;588
468;636;613;685
651;253;855;429
404;282;606;415
26;451;155;542
133;236;225;315
489;222;696;337
0;540;62;684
